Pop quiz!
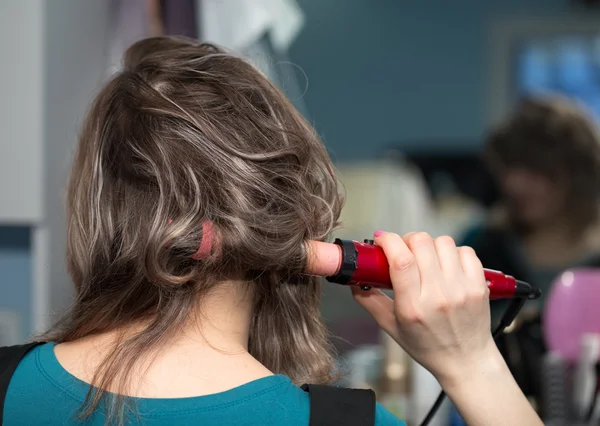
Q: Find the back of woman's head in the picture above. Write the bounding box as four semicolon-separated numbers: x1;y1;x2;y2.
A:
49;36;343;417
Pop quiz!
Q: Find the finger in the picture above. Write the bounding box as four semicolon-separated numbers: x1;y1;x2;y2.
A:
434;236;466;300
457;246;482;276
351;287;398;337
433;236;460;275
458;246;488;293
403;232;443;291
373;232;421;303
402;231;418;240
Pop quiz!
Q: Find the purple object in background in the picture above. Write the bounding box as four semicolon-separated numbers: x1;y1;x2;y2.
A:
543;268;600;362
160;0;198;38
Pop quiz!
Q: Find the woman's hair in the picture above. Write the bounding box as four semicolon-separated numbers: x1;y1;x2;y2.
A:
43;36;343;421
485;95;600;232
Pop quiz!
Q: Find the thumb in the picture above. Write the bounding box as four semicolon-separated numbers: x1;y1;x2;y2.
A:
351;287;397;338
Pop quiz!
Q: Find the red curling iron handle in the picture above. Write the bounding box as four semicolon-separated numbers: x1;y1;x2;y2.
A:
326;239;540;300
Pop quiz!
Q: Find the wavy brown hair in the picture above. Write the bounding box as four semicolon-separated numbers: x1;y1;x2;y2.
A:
43;36;343;422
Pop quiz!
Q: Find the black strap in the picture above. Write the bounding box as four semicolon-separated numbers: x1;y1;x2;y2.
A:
0;342;42;425
301;384;376;426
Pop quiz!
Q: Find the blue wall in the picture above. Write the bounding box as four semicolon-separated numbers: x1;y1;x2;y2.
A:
0;226;31;340
289;0;578;161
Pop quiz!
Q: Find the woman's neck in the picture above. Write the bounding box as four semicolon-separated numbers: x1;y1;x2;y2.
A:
54;280;274;398
184;280;254;351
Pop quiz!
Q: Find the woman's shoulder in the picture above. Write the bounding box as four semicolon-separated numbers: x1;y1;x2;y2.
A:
3;342;83;425
7;341;49;376
6;341;77;401
4;343;406;425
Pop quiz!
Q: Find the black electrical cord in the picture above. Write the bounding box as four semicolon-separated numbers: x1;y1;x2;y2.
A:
585;363;600;423
419;297;528;426
586;392;598;424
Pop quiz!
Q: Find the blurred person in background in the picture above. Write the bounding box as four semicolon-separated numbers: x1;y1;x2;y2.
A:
460;95;600;404
1;36;543;426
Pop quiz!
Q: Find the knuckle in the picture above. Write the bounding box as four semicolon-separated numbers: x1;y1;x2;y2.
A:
466;280;489;301
402;231;417;240
450;292;467;307
435;235;455;248
436;300;452;313
458;246;476;258
459;246;484;274
473;285;490;300
408;232;432;247
398;307;424;325
484;286;491;299
391;252;415;272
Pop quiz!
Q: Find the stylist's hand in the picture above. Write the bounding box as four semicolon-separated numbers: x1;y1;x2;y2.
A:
352;231;497;387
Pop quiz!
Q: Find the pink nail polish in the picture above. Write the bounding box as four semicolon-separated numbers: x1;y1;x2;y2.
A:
374;230;385;237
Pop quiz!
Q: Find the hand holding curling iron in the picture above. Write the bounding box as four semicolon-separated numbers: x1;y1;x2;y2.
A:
322;231;543;426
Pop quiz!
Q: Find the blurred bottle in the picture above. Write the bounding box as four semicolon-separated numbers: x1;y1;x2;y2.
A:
573;333;600;421
344;345;384;391
542;351;569;424
411;360;449;426
378;333;412;422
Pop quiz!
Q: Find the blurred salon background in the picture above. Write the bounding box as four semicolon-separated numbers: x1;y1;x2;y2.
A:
2;1;600;425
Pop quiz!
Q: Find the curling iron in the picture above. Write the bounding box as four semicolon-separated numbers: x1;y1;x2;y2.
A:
307;239;541;300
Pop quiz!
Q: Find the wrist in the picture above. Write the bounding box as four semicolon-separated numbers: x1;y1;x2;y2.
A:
435;341;508;392
433;341;543;426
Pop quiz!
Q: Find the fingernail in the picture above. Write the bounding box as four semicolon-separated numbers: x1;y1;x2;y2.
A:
374;230;385;237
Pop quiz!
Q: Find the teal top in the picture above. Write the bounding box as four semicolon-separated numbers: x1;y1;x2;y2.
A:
4;343;405;425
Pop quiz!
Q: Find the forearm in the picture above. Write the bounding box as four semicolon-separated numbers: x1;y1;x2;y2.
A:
440;347;543;426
